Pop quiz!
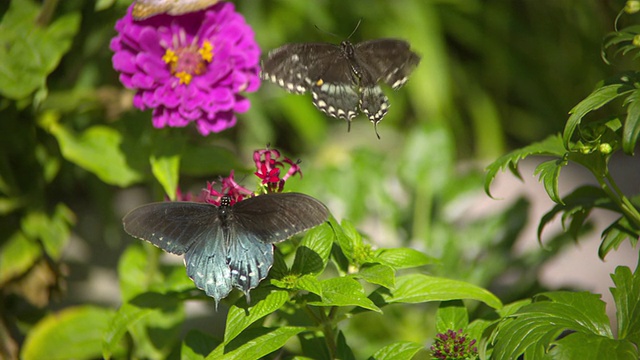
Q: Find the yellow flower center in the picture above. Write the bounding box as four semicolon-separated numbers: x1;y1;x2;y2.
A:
163;40;214;85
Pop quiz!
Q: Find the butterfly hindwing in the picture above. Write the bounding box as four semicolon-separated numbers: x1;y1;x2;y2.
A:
354;39;421;89
183;228;232;303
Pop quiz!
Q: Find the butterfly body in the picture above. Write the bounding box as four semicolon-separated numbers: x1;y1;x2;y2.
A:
122;193;328;305
261;38;420;136
132;0;220;20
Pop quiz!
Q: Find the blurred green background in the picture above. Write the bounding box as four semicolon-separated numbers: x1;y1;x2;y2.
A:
0;0;629;358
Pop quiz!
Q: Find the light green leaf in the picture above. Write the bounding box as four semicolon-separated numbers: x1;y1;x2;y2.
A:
564;81;635;148
224;290;289;344
0;0;80;99
610;266;640;345
372;274;502;310
294;274;323;296
308;277;381;313
150;153;180;201
22;306;117;360
622;90;640;155
181;330;221;360
354;263;395;289
208;327;306;360
20;203;75;260
291;224;334;275
373;248;435;269
369;341;424;360
485;134;566;198
42;114;142;187
435;301;469;333
534;158;566;204
547;332;638;360
0;231;40;285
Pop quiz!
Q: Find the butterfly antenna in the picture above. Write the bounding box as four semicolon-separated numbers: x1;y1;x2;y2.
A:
313;24;341;40
346;18;363;40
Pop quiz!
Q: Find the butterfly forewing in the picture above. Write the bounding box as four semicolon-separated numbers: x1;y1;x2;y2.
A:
230;192;329;244
123;202;221;255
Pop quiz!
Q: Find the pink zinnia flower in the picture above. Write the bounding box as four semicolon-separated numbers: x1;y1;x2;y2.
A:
110;2;260;135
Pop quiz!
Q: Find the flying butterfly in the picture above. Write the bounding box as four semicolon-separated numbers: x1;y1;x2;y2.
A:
122;192;328;306
131;0;220;20
261;38;420;138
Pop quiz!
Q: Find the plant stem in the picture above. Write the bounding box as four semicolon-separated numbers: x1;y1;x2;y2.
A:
603;172;640;227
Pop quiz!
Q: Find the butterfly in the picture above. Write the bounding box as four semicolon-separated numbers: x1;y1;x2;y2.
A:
122;192;328;306
261;38;421;138
131;0;220;20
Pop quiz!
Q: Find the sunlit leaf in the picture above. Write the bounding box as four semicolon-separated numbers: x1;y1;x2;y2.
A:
208;327;305;360
308;277;382;313
368;341;424;360
610;266;640;345
291;223;334;275
224;290;289;344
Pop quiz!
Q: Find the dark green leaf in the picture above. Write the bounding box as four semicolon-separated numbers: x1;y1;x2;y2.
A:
485;134;566;198
533;158;566;204
372;274;502;309
622;90;640;155
181;330;221;360
336;330;356;360
22;306;118;360
600;218;640;259
368;341;424;360
224;290;289;344
308;277;381;313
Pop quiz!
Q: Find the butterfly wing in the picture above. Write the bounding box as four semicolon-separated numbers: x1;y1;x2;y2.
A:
354;39;421;90
230;192;329;244
132;0;221;19
122;201;220;255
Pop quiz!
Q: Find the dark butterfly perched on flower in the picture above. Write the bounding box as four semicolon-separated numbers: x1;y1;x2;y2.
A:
123;192;328;306
261;38;421;138
132;0;220;19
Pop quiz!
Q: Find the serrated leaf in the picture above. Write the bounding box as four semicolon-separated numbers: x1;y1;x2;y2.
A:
43;117;142;186
622;90;640;155
22;306;117;360
372;274;502;310
600;218;640;259
492;291;613;359
373;247;435;269
291;224;333;275
610;266;640;345
354;263;395;289
308;277;381;313
181;330;221;360
533;158;566;204
224;290;289;344
0;0;80;99
150;154;180;201
435;301;469;333
564;81;635;148
368;341;424;360
207;327;305;360
547;332;638;360
485;134;566;198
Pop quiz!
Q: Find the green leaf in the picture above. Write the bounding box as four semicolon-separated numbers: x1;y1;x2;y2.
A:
331;218;359;262
564;80;635;148
224;289;289;344
181;145;244;176
354;263;395;289
368;341;424;360
599;217;640;259
435;301;469;333
308;277;382;313
42;115;142;186
0;231;40;285
150;154;180;201
492;291;613;360
0;0;80;99
20;203;75;260
22;306;117;360
622;90;640;155
294;274;323;296
485;134;566;198
547;332;638;360
181;330;221;360
336;330;356;360
291;224;334;275
610;266;640;344
102;292;181;359
207;327;305;360
533;158;567;204
371;274;502;310
373;247;435;269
